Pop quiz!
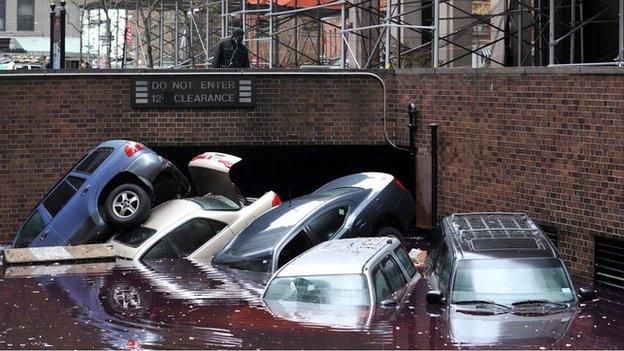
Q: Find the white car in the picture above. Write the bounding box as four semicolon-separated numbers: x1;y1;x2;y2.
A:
109;152;280;261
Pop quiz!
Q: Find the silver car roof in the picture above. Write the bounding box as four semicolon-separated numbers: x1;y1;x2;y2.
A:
274;237;399;277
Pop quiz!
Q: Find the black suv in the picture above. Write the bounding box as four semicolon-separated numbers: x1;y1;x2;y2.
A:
424;212;595;309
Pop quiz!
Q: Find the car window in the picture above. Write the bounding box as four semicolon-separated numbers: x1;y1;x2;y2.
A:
143;218;226;260
433;240;449;277
74;147;113;174
115;226;157;247
277;230;313;269
143;240;169;260
394;247;417;278
66;176;85;190
381;256;407;292
264;274;370;306
13;211;46;248
438;246;454;291
307;206;348;242
42;179;77;217
373;269;391;302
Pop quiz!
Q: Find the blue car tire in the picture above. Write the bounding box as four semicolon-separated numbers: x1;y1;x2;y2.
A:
104;183;151;228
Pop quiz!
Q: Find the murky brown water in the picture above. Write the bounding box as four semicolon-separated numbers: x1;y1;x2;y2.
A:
1;257;624;349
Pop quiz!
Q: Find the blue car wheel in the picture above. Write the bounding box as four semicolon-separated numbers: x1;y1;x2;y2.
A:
104;183;151;228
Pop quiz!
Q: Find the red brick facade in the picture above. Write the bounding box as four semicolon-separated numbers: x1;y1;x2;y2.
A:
1;68;623;282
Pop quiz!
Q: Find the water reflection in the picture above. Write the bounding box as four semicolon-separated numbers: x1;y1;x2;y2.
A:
1;258;624;349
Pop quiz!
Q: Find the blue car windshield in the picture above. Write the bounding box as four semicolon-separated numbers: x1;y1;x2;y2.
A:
451;258;574;305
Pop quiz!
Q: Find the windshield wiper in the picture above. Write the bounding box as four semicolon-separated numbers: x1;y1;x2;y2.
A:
454;300;510;310
511;299;568;308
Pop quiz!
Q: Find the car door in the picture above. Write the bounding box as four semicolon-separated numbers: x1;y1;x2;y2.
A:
12;206;61;248
141;218;227;260
50;148;114;244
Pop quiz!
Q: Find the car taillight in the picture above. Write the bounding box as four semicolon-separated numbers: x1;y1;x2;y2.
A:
124;142;144;157
272;194;282;207
394;178;406;191
192;153;213;161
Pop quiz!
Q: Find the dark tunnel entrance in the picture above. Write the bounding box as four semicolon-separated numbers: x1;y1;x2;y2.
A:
152;144;414;204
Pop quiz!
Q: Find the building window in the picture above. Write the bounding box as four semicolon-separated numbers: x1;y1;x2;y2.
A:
0;0;6;31
17;0;34;31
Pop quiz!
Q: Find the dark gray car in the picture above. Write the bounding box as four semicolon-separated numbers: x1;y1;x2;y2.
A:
213;172;416;275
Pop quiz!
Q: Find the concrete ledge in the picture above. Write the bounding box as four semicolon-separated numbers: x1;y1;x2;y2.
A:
395;66;624;76
3;244;115;265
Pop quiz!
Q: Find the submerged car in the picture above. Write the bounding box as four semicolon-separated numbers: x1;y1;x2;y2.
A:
213;172;416;274
13;140;190;248
263;237;418;309
110;151;281;261
424;212;595;309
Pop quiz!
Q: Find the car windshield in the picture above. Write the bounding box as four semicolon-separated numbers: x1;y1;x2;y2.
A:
451;258;574;306
264;274;370;306
191;194;240;210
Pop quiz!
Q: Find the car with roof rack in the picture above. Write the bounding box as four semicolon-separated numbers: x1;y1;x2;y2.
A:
262;237;419;327
13;140;191;248
212;172;416;276
424;212;595;309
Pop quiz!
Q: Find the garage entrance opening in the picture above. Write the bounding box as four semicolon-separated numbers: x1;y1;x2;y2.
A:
153;144;413;206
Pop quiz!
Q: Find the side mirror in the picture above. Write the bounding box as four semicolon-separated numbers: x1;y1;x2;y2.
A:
578;286;596;302
426;290;444;304
380;298;397;308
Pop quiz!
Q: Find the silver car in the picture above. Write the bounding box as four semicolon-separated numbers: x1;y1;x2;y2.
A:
262;237;418;309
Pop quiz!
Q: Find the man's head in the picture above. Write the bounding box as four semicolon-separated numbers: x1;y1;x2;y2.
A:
231;28;244;44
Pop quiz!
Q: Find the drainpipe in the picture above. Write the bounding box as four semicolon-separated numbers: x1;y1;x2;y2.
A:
430;123;438;228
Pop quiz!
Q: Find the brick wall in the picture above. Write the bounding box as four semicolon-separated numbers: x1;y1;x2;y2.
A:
0;71;385;243
1;67;623;282
389;67;624;282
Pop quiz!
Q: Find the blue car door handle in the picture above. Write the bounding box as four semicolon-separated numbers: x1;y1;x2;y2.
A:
80;185;91;196
40;230;50;240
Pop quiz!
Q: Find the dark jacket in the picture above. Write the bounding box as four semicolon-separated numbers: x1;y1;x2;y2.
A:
211;38;250;68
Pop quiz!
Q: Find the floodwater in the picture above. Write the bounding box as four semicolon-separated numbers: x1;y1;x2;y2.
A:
1;256;624;349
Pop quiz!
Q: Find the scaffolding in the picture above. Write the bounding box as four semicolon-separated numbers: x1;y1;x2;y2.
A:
78;0;624;68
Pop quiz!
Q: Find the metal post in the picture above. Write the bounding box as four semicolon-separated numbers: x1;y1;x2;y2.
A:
549;0;555;66
60;1;66;69
175;0;179;67
620;0;624;66
159;0;164;67
580;0;584;62
206;1;210;67
433;0;439;68
269;0;274;68
340;0;346;68
537;0;543;66
430;123;438;229
570;0;575;63
517;0;521;66
49;3;56;69
384;0;391;68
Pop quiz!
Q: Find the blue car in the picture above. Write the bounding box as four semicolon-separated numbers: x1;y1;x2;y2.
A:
13;140;191;248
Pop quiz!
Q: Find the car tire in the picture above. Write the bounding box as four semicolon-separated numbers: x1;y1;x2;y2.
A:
104;183;151;228
375;226;406;243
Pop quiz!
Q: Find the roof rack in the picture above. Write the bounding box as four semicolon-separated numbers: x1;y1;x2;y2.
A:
449;212;546;250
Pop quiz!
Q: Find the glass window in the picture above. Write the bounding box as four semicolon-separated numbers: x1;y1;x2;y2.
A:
307;206;348;242
264;274;370;306
451;258;575;305
373;269;391;302
433;240;449;277
14;211;45;248
438;248;454;291
381;256;407;292
277;230;313;269
142;218;226;260
143;240;169;260
42;179;77;217
66;176;85;190
16;0;34;31
191;195;240;211
74;148;113;175
115;226;157;247
394;247;417;278
0;0;6;31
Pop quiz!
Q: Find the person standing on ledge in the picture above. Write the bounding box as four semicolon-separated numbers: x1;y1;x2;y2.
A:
211;28;250;68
